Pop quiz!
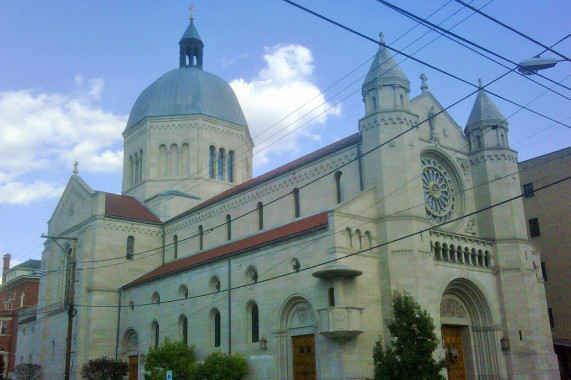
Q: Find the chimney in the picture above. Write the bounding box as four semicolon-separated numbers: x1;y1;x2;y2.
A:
2;254;11;283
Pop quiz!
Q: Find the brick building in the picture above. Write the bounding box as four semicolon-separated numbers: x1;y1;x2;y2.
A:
0;254;40;378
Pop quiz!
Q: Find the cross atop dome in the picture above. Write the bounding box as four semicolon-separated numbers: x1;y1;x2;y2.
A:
189;5;195;21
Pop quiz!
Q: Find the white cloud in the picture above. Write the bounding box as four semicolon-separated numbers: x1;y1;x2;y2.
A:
0;79;126;205
230;44;341;167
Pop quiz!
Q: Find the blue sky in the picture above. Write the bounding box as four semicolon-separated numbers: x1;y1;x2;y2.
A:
0;0;569;265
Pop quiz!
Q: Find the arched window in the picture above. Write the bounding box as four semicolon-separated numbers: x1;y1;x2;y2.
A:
173;235;178;259
355;229;363;249
227;151;234;183
152;292;160;306
218;149;225;180
335;171;343;204
159;144;167;177
198;225;204;250
250;303;259;343
179;284;188;299
226;214;231;241
372;96;377;111
257;202;264;230
179;315;188;345
212;309;221;347
328;287;335;307
209;146;216;179
500;133;506;146
151;321;159;347
139;149;143;182
293;188;300;218
476;135;482;149
126;236;134;260
346;228;353;248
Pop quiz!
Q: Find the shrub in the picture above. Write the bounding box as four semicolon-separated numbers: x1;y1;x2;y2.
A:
373;290;446;380
14;363;41;380
81;357;128;380
193;351;248;380
144;337;195;380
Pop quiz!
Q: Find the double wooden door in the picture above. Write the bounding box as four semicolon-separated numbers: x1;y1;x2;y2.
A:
292;334;316;380
441;325;466;380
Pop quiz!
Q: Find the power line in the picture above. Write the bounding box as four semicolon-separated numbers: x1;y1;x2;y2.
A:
73;174;570;309
375;0;571;93
454;0;570;61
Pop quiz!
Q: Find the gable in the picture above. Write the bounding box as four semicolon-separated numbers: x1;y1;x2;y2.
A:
47;175;99;235
410;92;468;149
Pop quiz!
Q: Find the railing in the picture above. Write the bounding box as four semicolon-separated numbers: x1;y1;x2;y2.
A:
429;230;493;268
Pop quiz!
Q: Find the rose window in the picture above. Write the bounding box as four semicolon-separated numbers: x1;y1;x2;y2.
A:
421;157;457;224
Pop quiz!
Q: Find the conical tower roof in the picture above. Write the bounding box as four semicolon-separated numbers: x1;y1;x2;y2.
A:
180;20;202;42
363;33;410;88
466;84;506;130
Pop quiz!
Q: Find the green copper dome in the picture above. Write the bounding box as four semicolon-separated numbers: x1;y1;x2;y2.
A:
125;67;247;130
125;20;247;131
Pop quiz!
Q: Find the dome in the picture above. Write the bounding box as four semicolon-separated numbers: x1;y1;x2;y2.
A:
125;67;247;131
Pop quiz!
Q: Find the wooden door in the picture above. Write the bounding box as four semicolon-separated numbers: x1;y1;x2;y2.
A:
128;355;139;380
442;325;466;380
292;334;316;380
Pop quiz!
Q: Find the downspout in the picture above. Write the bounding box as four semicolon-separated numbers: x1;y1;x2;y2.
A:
161;227;166;265
357;139;364;191
228;258;232;354
115;289;122;360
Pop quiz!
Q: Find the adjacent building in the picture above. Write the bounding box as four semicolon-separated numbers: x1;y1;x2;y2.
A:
0;254;41;378
20;17;561;380
519;147;571;380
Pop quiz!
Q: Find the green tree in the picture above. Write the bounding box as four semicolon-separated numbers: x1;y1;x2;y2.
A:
373;290;446;380
193;351;248;380
144;337;195;380
14;363;42;380
81;357;127;380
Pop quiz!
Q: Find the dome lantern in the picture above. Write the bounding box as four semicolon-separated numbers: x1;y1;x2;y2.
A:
179;11;204;69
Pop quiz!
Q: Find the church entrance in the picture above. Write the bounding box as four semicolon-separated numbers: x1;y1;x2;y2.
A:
442;325;466;380
128;355;139;380
292;334;316;380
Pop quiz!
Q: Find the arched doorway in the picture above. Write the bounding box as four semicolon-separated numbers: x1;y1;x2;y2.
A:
121;329;140;380
440;278;501;379
276;296;317;380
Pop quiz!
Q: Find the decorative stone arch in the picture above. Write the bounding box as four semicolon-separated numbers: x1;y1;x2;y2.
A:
275;295;318;380
121;328;139;357
440;277;502;379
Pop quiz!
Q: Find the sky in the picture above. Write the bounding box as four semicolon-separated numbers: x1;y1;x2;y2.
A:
0;0;569;265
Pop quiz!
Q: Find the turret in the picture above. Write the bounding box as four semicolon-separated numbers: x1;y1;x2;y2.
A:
179;13;204;69
362;33;411;116
464;80;509;153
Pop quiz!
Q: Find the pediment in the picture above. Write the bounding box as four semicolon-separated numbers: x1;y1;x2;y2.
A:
48;175;98;235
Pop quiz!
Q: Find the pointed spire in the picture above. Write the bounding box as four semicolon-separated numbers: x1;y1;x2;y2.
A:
179;9;204;69
363;32;410;89
466;82;506;130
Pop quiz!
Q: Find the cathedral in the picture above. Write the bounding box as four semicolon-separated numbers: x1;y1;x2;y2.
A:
17;17;559;380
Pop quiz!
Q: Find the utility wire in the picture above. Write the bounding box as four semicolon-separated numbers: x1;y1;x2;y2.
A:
375;0;571;92
454;0;570;61
74;174;570;309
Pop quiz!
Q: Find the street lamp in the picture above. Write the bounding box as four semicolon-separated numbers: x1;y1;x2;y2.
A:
518;57;561;75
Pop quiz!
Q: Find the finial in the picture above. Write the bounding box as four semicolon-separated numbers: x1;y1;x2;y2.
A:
478;78;483;88
189;5;195;21
420;73;428;93
379;32;385;45
73;161;79;175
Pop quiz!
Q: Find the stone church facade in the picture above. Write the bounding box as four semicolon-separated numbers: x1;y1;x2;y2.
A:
20;19;559;380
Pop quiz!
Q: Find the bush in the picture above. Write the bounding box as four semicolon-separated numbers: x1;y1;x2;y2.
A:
81;357;127;380
193;352;248;380
373;291;446;380
144;337;196;380
14;363;41;380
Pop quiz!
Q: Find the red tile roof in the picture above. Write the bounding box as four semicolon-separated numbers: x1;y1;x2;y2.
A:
170;133;361;222
105;193;161;223
124;211;329;288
